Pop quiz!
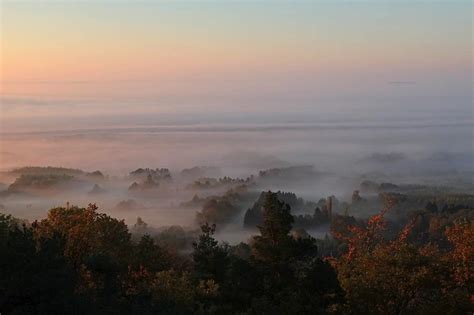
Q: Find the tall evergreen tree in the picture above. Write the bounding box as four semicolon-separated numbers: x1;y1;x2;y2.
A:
252;191;294;264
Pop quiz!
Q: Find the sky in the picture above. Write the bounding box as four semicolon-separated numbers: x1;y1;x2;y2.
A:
0;0;472;132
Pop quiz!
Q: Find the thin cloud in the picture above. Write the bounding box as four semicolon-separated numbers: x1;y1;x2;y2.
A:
387;81;417;85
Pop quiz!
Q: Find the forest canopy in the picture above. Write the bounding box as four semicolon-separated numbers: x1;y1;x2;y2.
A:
1;190;472;314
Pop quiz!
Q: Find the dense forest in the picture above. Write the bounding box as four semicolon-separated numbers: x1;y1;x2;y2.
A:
0;165;473;314
1;190;472;314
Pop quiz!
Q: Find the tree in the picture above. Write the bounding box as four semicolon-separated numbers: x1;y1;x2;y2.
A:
333;211;472;314
34;203;131;267
0;218;80;314
192;223;228;283
195;199;239;228
251;191;294;264
445;219;474;307
131;235;170;273
250;192;342;313
33;204;133;312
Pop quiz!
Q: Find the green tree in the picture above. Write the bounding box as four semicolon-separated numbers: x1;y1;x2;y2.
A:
250;192;342;313
252;191;294;264
192;223;228;283
0;218;81;314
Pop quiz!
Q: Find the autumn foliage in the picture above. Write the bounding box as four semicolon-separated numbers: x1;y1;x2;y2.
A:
332;207;473;314
1;195;473;314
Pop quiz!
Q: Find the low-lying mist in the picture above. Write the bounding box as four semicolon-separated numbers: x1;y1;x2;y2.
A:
0;118;472;244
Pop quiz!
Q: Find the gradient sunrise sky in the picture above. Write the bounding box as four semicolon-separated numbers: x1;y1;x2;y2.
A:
0;1;472;131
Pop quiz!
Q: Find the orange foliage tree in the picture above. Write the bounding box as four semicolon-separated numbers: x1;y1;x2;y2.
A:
332;207;473;314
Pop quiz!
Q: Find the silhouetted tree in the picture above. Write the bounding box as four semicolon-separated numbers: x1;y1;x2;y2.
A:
192;223;228;283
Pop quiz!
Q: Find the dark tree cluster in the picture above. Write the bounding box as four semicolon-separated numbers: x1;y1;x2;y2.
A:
8;166;85;177
243;191;316;228
293;206;331;228
8;174;74;192
0;195;342;314
180;184;254;210
129;168;172;182
128;174;159;192
195;199;239;228
186;176;254;190
1;191;473;314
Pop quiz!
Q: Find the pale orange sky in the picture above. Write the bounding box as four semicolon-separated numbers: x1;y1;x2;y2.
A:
0;1;472;131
